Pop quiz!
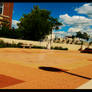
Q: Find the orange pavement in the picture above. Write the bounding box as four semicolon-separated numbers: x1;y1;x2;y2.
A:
0;48;91;89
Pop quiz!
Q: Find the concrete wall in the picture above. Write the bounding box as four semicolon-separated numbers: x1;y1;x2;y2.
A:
0;37;89;51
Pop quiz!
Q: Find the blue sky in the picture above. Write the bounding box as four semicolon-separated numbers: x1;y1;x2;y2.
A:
12;2;87;20
12;2;92;37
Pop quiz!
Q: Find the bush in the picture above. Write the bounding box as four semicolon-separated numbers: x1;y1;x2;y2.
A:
51;46;68;50
16;42;23;48
0;40;23;48
5;43;12;47
0;40;68;50
31;45;46;49
0;40;6;47
0;40;46;49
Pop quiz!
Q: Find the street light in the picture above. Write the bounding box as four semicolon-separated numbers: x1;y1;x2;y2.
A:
47;26;55;50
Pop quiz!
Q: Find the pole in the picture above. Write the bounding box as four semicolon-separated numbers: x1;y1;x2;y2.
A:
50;27;54;49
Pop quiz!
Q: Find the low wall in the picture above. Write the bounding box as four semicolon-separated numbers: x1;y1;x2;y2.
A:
0;37;88;51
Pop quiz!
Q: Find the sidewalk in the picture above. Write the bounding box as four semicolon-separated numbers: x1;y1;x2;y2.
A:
77;80;92;89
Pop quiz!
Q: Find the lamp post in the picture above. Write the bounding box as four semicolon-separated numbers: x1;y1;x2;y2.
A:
47;26;55;50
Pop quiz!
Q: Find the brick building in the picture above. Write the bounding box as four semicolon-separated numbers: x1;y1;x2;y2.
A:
0;2;14;28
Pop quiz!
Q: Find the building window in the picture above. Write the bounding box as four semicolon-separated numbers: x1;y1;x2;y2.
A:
0;3;3;14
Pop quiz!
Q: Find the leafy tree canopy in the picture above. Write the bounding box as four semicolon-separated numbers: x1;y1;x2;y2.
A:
76;31;90;41
17;5;63;41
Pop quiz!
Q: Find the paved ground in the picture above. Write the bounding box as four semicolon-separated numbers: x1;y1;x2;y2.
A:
0;48;92;89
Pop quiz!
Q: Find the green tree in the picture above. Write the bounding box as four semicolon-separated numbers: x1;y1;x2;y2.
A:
17;5;62;41
88;41;92;48
71;35;76;44
82;32;90;41
0;22;10;38
76;31;90;50
0;22;23;39
76;32;83;50
76;32;90;41
76;32;82;39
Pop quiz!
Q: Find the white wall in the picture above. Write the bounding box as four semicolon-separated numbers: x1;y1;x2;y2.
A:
0;37;89;51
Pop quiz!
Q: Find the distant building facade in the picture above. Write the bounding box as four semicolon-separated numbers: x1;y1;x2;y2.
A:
0;2;14;28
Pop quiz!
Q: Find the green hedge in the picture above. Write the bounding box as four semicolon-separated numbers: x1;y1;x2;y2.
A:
31;45;47;49
51;46;68;50
0;40;68;51
0;40;23;48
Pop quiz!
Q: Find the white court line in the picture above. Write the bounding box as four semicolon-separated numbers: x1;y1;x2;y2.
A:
77;80;92;89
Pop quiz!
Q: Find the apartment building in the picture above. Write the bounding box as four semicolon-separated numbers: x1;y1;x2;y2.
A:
0;2;14;28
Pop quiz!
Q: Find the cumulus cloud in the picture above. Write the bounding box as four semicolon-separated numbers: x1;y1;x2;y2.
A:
68;27;82;32
67;26;92;37
12;20;20;29
59;14;92;27
59;14;92;36
53;31;65;34
75;3;92;18
58;3;92;38
53;31;68;38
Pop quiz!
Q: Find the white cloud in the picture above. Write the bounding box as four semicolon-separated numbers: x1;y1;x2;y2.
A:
59;14;92;27
58;3;92;38
67;26;92;37
68;27;82;32
12;20;20;29
53;31;65;34
59;14;92;36
75;3;92;18
53;31;68;38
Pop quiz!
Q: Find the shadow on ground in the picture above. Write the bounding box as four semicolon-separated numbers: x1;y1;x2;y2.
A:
39;66;92;80
39;66;67;72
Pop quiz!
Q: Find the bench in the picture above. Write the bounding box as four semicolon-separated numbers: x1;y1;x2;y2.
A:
21;44;33;48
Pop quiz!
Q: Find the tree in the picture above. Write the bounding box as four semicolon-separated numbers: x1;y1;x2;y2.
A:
71;35;76;44
76;32;82;39
76;32;83;50
0;22;10;38
17;5;62;41
76;31;90;50
82;32;90;41
0;22;23;39
88;41;92;48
